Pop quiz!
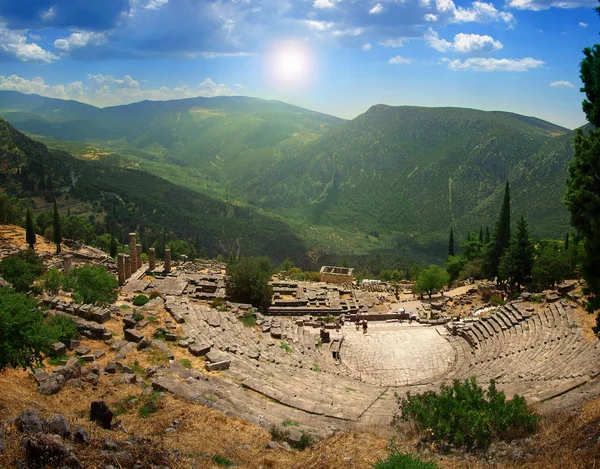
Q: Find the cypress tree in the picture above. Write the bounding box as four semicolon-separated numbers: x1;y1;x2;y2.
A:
53;198;62;254
565;232;570;250
485;227;491;244
499;216;534;290
487;181;511;280
25;209;36;250
479;226;484;243
110;230;118;258
448;228;455;257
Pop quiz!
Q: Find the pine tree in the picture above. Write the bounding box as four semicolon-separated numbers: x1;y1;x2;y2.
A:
448;228;455;257
53;198;62;254
25;209;36;250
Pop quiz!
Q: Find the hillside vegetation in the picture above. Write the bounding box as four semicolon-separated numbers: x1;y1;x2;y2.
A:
0;92;576;264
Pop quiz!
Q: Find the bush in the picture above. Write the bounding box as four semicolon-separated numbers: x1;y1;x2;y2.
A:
0;287;52;370
373;448;438;469
149;291;162;300
133;295;149;306
42;268;65;295
69;265;118;305
225;257;273;312
0;249;45;293
490;294;506;306
395;378;537;450
46;315;78;342
241;310;256;327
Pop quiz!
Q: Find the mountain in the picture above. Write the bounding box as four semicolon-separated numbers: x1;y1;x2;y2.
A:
0;92;576;265
237;105;574;252
0;117;308;264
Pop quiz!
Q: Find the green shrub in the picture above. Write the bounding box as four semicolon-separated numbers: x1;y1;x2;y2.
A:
149;291;162;300
41;268;65;295
291;431;315;450
395;378;537;450
490;294;506;306
213;455;234;467
241;310;256;327
0;250;45;293
69;265;118;305
225;257;273;312
280;342;292;353
139;391;162;418
46;315;78;342
282;418;299;427
373;449;438;469
133;295;149;307
180;358;192;369
0;287;52;370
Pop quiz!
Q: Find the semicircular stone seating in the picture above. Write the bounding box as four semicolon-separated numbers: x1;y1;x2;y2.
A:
152;295;600;437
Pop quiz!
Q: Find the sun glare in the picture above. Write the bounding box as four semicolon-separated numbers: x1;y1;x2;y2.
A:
268;42;313;87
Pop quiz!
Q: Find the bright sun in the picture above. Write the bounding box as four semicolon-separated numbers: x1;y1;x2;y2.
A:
269;42;313;86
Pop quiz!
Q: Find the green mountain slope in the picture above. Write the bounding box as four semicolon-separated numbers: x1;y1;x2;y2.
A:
238;105;573;252
0;117;308;264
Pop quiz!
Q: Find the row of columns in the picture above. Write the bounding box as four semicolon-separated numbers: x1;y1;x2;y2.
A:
117;245;172;285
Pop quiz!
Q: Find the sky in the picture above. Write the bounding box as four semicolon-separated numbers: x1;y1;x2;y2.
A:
0;0;598;129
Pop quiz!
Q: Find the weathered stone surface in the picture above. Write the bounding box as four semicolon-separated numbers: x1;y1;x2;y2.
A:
136;338;149;350
124;329;144;343
44;414;70;439
38;375;64;395
104;361;116;374
15;409;43;434
74;346;91;356
72;427;90;444
188;343;211;356
288;429;303;445
64;339;80;351
90;401;113;429
51;342;66;357
151;340;174;359
25;433;67;468
33;368;50;384
205;360;230;371
121;373;137;384
205;350;228;363
165;332;177;341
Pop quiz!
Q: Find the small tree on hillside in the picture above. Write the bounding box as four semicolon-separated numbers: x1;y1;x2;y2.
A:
25;209;36;250
225;256;273;312
0;287;50;371
0;250;45;293
69;265;118;305
109;230;118;258
53;198;62;254
416;265;450;299
448;228;455;257
499;216;534;290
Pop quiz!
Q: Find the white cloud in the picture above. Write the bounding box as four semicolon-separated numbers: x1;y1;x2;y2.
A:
426;29;503;54
0;24;58;63
437;0;516;25
444;57;544;71
197;51;253;59
506;0;596;10
389;55;412;64
550;80;574;87
369;3;384;14
332;28;364;37
144;0;168;10
379;38;407;48
0;74;237;107
362;43;372;50
41;7;56;21
305;20;335;31
54;32;107;52
424;13;439;21
234;83;244;88
579;22;588;27
313;0;340;8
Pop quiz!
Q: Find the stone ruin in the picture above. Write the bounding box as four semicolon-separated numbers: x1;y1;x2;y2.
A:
319;266;354;284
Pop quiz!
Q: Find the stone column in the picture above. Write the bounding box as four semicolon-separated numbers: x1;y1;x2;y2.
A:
164;249;171;273
63;255;73;275
148;248;156;271
124;254;132;279
136;244;142;270
117;253;126;285
129;233;137;272
180;254;187;263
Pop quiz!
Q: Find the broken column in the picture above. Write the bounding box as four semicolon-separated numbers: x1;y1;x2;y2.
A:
148;248;156;270
117;254;126;285
124;254;132;280
180;254;188;263
129;233;137;272
63;255;73;275
164;249;171;273
136;244;142;270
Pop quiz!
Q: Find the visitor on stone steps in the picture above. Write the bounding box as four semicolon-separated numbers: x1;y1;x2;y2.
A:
362;319;368;334
355;317;360;331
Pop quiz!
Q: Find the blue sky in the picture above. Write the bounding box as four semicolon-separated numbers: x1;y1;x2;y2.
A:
0;0;597;128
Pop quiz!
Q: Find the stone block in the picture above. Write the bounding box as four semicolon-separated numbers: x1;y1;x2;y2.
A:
205;360;230;371
74;346;91;356
51;342;66;357
189;343;211;356
124;329;144;343
64;339;80;351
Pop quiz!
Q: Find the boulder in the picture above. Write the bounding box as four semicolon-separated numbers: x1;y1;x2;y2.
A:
124;329;144;343
32;368;50;384
51;342;66;357
15;409;43;434
24;433;67;468
38;375;65;395
74;346;91;356
43;414;70;439
72;427;90;444
90;401;113;429
188;343;211;357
